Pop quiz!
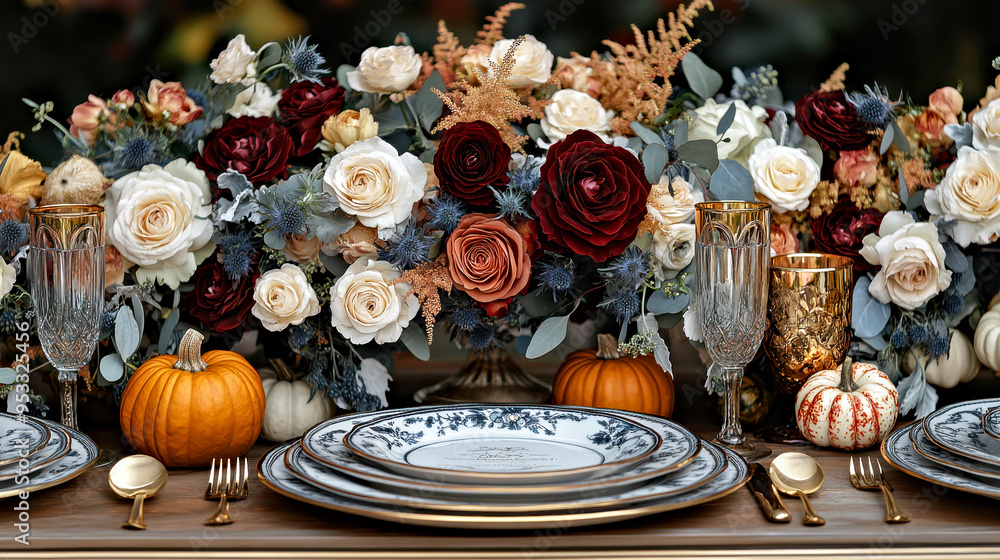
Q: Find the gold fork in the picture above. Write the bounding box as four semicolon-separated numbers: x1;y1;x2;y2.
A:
204;458;249;526
849;456;910;524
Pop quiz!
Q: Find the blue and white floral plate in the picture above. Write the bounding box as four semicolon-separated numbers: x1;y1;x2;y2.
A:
0;413;50;467
922;398;1000;467
882;422;1000;500
0;419;99;500
909;424;1000;482
0;422;71;482
259;439;749;529
343;405;662;485
982;408;1000;443
302;407;700;500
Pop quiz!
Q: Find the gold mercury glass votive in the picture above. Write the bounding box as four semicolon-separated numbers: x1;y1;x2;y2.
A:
764;253;853;395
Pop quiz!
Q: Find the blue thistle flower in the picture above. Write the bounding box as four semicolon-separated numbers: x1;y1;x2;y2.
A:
928;336;950;358
185;88;209;110
537;257;577;301
449;306;482;332
381;221;435;270
908;323;928;345
890;327;908;348
847;83;901;130
944;294;964;316
490;187;530;220
119;136;155;170
218;229;256;281
0;219;27;253
101;311;115;332
426;195;467;234
600;246;650;290
0;311;17;333
468;323;499;350
284;36;329;83
268;204;306;237
104;127;170;178
508;156;542;195
288;324;313;349
731;65;779;104
600;289;641;324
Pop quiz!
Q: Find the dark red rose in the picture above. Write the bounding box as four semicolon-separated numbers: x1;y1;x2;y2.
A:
434;121;511;207
194;117;292;184
811;196;885;274
795;91;872;152
530;130;651;262
279;77;346;156
184;259;259;333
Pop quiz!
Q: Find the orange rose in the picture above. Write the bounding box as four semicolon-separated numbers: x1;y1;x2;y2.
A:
928;87;963;117
142;80;202;126
110;89;135;110
770;223;798;255
447;213;531;305
914;109;953;145
68;95;109;146
833;149;880;188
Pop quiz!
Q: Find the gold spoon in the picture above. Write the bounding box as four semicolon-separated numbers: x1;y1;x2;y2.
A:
769;452;826;526
109;455;167;530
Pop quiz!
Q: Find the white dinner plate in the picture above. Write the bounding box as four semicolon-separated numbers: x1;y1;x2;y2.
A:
0;420;99;500
909;424;1000;482
923;398;1000;467
0;413;50;467
982;408;1000;443
882;422;1000;500
0;423;71;482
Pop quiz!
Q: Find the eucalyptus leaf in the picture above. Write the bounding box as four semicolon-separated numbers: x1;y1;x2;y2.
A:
716;102;738;136
337;64;356;92
880;124;894;155
898;168;908;207
630;122;664;146
400;324;430;361
515;335;531;355
320;251;349;276
518;292;562;317
673;120;688;146
114;307;140;358
0;368;16;385
647;290;690;315
681;52;723;99
891;120;910;155
525;315;569;359
263;230;286;250
626;137;644;154
943;239;969;273
307;209;354;243
527;123;545;142
862;333;890;352
99;353;125;383
373;101;408;136
256;42;282;71
906;188;925;212
642;143;668;184
852;276;891;338
954;256;975;296
158;308;181;355
676;139;719;172
411;70;445;131
709;159;754;201
130;295;144;340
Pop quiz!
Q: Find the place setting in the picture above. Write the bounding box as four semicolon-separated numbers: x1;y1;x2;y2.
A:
0;412;99;500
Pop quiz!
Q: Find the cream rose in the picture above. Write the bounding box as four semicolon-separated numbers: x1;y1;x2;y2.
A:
251;263;320;332
105;159;213;289
322;137;427;239
859;211;952;310
321;108;378;152
489;35;553;89
210;34;256;86
925;146;1000;246
347;46;422;94
329;257;418;345
651;224;695;283
646;176;695;229
688;99;771;166
540;89;613;143
0;257;15;299
748;139;821;213
227;83;280;118
460;44;492;84
323;222;381;264
554;54;601;98
972;98;1000;151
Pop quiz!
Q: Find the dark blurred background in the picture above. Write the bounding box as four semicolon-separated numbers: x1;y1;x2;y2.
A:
3;0;999;163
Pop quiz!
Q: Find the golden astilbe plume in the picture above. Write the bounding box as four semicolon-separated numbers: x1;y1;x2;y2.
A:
820;63;850;92
476;2;526;46
432;36;539;151
392;256;453;344
433;20;466;86
595;0;713;135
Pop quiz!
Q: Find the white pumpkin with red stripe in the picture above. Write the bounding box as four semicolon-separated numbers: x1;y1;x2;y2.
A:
795;358;898;450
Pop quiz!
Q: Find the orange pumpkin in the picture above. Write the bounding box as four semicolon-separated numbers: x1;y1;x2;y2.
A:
119;329;266;467
552;334;674;417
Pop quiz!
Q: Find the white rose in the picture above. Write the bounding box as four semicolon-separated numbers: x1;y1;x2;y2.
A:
322;137;427;240
488;35;553;89
105;159;213;289
210;34;257;86
0;257;15;298
252;264;320;332
329;257;418;345
347;46;422;94
859;211;952;311
688;99;771;166
972;97;1000;151
227;83;280;118
748;139;821;213
925;146;1000;246
646;176;696;228
540;89;613;142
651;224;695;283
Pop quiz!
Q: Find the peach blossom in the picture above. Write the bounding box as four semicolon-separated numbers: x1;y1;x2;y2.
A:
68;95;108;146
834;149;880;188
928;86;963;117
914;109;954;145
110;90;135;110
142;80;202;126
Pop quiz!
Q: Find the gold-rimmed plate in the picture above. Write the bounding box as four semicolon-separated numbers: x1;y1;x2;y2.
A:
259;439;749;530
882;423;1000;501
909;423;1000;481
0;423;71;482
0;421;99;500
0;413;50;467
983;408;1000;443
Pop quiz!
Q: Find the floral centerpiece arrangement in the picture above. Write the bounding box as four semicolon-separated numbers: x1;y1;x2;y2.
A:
2;0;999;425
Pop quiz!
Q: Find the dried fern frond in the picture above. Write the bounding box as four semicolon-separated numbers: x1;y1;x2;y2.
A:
433;20;466;86
476;2;526;46
820;63;850;92
392;256;452;344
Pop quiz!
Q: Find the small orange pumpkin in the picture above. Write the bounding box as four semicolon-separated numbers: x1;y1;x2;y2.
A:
119;329;266;467
552;334;674;417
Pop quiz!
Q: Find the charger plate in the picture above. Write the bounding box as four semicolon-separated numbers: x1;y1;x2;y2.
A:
302;407;700;500
259;439;749;530
983;408;1000;442
0;423;71;482
909;424;1000;482
0;420;98;500
0;413;50;467
881;422;1000;500
344;405;662;485
923;398;1000;467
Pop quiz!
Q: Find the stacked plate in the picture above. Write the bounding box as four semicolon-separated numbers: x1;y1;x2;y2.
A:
257;404;750;529
0;412;99;500
882;397;1000;499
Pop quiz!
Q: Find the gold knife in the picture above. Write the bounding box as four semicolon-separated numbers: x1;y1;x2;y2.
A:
748;462;790;523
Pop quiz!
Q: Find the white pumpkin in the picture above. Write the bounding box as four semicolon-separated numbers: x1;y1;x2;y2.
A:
795;358;898;451
975;306;1000;372
260;361;336;442
903;328;980;389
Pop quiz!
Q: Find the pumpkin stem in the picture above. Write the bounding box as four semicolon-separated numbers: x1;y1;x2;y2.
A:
267;358;296;382
174;329;209;372
595;333;621;360
837;357;858;393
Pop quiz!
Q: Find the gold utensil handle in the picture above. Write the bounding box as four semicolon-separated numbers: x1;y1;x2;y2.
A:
124;494;147;530
796;491;825;526
205;493;234;526
877;482;910;523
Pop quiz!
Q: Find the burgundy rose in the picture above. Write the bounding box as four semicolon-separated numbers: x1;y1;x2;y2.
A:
184;259;259;333
795;91;872;152
434;121;511;207
811;196;885;274
530;130;651;262
194;116;292;184
278;77;346;156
